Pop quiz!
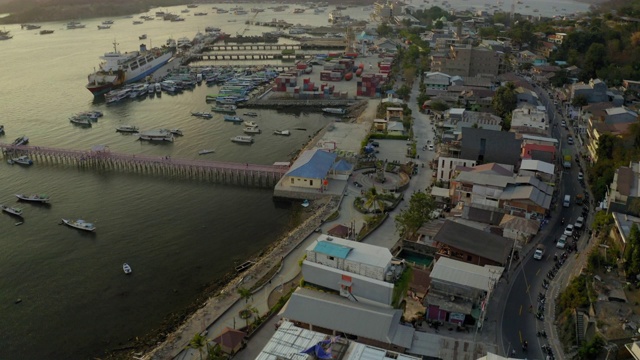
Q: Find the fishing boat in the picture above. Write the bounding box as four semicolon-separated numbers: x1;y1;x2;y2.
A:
62;218;96;232
86;41;175;96
138;129;174;142
243;112;258;117
12;135;29;146
274;129;291;136
123;263;132;274
198;149;216;155
231;135;254;144
243;126;261;134
235;260;255;272
139;34;147;40
116;125;139;133
70;116;92;126
243;121;258;127
1;205;23;217
7;156;33;166
97;25;111;30
67;21;86;29
211;105;237;114
224;115;243;123
322;107;347;115
191;112;213;119
15;194;50;203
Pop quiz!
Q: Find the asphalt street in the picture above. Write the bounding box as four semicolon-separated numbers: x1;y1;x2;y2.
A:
500;82;590;359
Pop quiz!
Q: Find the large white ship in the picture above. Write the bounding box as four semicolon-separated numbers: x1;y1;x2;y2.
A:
86;41;175;96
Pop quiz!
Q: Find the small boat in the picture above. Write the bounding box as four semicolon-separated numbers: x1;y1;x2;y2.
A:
154;83;162;94
133;20;143;25
8;156;34;166
198;149;216;155
224;115;243;123
211;105;237;114
15;194;50;203
139;34;147;40
322;107;347;115
62;218;96;232
169;129;183;136
235;260;255;272
39;29;54;35
123;263;132;274
243;121;258;127
191;112;213;119
302;199;310;208
243;126;261;134
231;135;254;144
138;129;174;142
116;125;139;133
97;25;111;30
243;112;258;117
70;116;92;126
12;136;29;146
1;205;23;217
102;20;114;24
0;125;4;134
274;130;291;136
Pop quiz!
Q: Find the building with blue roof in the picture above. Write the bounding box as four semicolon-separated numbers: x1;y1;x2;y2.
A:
302;234;400;306
283;149;338;190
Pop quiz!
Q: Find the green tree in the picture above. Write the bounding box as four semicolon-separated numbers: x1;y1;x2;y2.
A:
571;94;589;108
237;287;252;303
394;191;436;238
519;62;533;71
430;101;449;112
492;82;517;129
417;92;430;108
377;22;393;37
434;20;443;29
364;187;385;214
577;336;605;360
583;43;608;79
189;332;209;360
396;84;411;100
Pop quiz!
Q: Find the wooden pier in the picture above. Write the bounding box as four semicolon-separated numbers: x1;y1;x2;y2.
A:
0;144;288;188
203;44;302;52
240;99;356;109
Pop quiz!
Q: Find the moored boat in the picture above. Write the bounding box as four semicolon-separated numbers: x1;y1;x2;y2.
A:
138;129;174;142
322;107;347;115
8;156;34;166
116;125;139;133
97;25;111;30
243;112;258;117
224;115;243;123
243;121;257;127
15;194;50;203
62;218;96;232
198;149;216;155
123;263;132;274
235;260;255;272
12;135;29;146
168;129;183;136
191;112;213;119
243;126;261;134
1;205;23;217
39;30;54;35
274;129;291;136
70;116;92;126
231;135;254;144
211;105;237;114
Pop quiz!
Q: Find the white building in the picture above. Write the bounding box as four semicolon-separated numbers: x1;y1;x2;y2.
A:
436;156;477;182
510;105;549;135
302;234;399;306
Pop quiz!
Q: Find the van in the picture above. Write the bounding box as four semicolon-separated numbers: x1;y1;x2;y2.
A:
563;195;571;207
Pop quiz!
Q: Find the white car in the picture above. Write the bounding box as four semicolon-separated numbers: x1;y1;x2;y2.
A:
428;144;434;151
556;235;567;249
575;216;584;229
564;224;574;237
578;172;584;181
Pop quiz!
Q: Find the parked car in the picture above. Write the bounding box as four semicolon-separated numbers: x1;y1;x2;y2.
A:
578;172;584;181
564;224;574;236
370;141;379;147
556;235;568;249
428;144;434;151
575;216;584;229
353;181;362;188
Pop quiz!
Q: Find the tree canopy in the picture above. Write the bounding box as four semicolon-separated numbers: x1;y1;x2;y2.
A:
491;82;517;130
394;191;437;238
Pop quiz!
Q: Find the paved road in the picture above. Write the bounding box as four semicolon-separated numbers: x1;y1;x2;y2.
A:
500;82;590;359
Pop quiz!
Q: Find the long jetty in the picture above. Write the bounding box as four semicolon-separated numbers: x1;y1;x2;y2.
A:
240;99;356;108
0;144;288;187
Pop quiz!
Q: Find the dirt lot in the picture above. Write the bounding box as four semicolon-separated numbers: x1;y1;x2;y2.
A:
591;270;640;339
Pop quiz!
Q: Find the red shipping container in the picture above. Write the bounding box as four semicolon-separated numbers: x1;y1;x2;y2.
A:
303;78;310;84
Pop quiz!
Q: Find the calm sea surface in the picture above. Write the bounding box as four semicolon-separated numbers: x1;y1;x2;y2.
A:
0;2;588;359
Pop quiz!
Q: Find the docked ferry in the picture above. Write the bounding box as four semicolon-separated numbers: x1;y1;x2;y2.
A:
86;41;175;97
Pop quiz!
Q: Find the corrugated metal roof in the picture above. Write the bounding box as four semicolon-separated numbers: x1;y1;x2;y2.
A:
314;241;353;259
286;149;337;179
332;159;353;172
430;257;504;291
308;235;393;269
280;288;413;348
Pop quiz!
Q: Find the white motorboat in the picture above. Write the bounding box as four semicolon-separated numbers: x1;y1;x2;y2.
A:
12;135;29;146
1;204;23;217
243;121;257;127
116;125;139;133
138;129;174;142
198;149;216;155
15;194;50;203
123;263;132;274
62;218;96;232
154;83;162;93
231;135;254;144
274;130;291;136
8;156;33;166
243;126;261;134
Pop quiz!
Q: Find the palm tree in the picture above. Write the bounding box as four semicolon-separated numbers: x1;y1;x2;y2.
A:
237;287;251;303
189;332;208;360
364;187;385;214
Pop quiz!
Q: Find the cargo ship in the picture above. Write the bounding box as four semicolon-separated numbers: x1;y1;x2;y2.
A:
86;41;175;97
